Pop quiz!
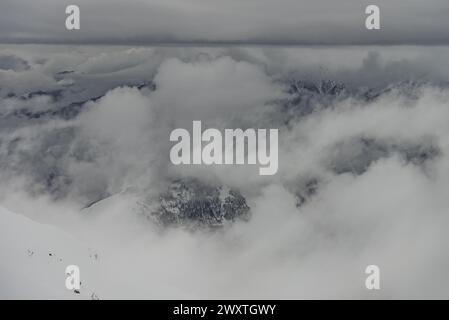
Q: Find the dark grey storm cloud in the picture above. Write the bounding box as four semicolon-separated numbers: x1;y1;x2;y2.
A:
1;0;449;45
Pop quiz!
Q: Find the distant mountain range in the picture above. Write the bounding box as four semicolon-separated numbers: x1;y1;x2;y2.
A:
0;78;443;227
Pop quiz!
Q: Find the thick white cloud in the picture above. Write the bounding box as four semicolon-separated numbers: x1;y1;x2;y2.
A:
152;56;285;126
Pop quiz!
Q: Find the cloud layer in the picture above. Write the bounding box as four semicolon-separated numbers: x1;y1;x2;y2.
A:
1;0;449;45
1;44;449;298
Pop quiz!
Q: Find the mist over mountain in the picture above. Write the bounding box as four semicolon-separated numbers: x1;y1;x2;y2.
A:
2;44;449;298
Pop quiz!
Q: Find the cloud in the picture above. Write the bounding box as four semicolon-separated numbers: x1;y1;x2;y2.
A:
0;68;59;97
152;56;284;126
0;53;29;71
1;44;449;298
1;0;449;45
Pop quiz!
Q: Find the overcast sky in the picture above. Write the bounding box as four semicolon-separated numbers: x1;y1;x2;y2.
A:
1;0;449;45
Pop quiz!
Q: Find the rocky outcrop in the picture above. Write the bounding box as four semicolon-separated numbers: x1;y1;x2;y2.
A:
142;179;250;228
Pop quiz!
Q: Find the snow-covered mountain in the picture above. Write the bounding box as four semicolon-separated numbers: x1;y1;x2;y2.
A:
2;45;449;299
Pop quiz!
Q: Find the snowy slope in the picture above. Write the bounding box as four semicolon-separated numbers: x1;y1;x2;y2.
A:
0;206;101;299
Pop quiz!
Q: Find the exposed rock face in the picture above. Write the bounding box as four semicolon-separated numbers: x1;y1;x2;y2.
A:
289;79;346;97
328;137;440;176
146;179;250;227
283;79;347;120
